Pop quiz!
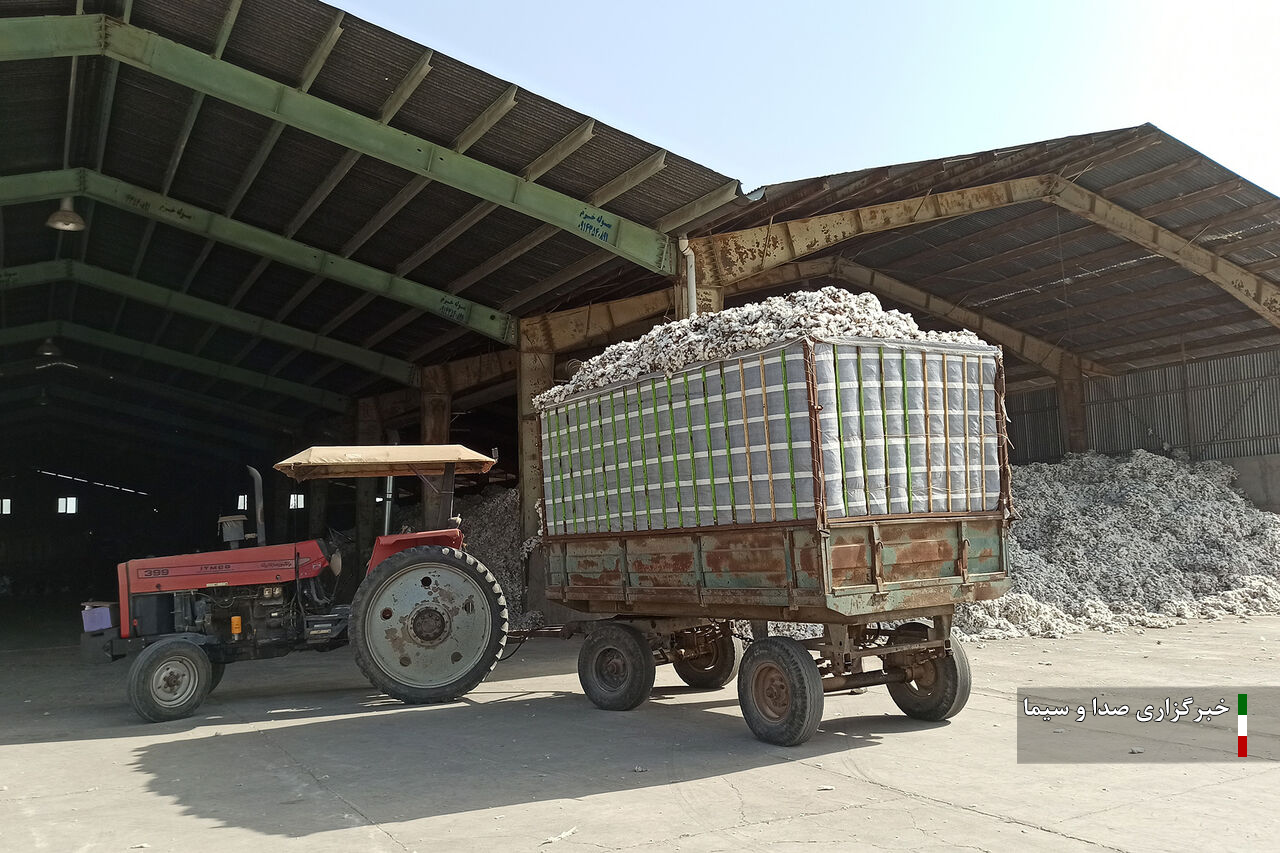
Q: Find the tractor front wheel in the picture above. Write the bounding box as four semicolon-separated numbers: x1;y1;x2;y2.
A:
126;638;214;723
351;545;508;704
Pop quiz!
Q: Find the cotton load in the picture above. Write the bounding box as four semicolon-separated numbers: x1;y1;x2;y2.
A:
538;334;1004;535
534;286;983;410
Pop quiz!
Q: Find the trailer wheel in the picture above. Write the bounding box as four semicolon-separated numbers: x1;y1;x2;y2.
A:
209;662;226;694
351;545;508;704
886;622;971;721
126;638;213;723
578;623;656;711
737;636;824;746
673;634;742;689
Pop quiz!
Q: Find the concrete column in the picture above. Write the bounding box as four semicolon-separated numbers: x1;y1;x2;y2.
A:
355;396;382;567
419;366;452;529
1057;356;1089;453
518;326;555;615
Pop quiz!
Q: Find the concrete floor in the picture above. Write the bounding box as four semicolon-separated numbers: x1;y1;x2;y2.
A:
1;603;1276;852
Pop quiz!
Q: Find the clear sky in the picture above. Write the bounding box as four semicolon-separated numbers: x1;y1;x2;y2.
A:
341;0;1280;194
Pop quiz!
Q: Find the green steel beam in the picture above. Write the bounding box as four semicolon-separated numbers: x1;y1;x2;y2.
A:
0;168;515;344
406;178;741;364
0;14;675;275
0;260;420;384
0;321;349;411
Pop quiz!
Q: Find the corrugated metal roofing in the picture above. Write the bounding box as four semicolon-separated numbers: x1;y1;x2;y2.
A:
4;1;1280;459
0;0;740;439
696;124;1280;390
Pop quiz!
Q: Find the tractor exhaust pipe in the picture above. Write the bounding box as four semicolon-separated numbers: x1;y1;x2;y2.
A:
246;465;266;546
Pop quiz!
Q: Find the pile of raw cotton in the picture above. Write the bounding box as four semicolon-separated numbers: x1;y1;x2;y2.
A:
455;487;544;630
533;287;984;408
375;488;542;630
956;451;1280;639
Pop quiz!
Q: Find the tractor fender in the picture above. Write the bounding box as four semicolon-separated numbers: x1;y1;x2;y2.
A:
366;530;464;574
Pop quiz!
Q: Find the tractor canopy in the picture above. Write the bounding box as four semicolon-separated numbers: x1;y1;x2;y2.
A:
274;445;496;481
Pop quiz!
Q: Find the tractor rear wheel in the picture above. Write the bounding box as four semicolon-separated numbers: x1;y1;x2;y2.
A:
127;638;213;723
351;545;508;704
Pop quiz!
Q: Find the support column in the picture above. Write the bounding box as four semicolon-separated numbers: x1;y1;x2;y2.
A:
420;365;453;529
306;478;329;539
518;323;555;616
1057;356;1089;453
271;472;292;546
672;281;724;319
355;396;382;568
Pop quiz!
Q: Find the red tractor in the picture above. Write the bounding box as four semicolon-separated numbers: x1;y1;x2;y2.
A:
80;445;510;722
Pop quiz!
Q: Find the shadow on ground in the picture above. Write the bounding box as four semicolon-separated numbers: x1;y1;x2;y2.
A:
128;687;946;837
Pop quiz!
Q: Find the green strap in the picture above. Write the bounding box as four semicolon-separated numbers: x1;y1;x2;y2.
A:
718;363;737;523
681;373;701;527
832;344;849;515
636;383;653;529
547;409;564;533
665;377;685;528
778;352;800;519
855;348;873;514
700;367;718;525
562;407;579;533
649;379;667;528
901;348;913;513
575;400;600;531
619;386;644;529
878;347;891;513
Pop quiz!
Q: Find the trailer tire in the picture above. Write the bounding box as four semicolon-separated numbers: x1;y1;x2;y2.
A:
126;638;213;723
673;634;742;689
209;662;226;694
578;623;656;711
737;636;824;746
352;545;508;705
886;622;971;721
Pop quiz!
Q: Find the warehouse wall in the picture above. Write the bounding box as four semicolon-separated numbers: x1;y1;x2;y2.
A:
1225;454;1280;513
1006;348;1280;511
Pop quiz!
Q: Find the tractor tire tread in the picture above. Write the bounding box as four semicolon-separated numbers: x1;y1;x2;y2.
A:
126;638;213;723
351;545;507;705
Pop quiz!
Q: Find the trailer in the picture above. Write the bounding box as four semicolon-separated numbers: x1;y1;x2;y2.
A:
82;335;1011;744
536;335;1012;745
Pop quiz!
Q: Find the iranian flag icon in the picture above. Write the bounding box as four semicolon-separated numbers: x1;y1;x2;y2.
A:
1239;694;1248;758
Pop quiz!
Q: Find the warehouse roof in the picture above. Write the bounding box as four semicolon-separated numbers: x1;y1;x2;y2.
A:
686;124;1280;390
0;0;739;458
4;2;1280;471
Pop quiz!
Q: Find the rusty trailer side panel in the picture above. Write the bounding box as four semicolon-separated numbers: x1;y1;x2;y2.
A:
545;513;1008;622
